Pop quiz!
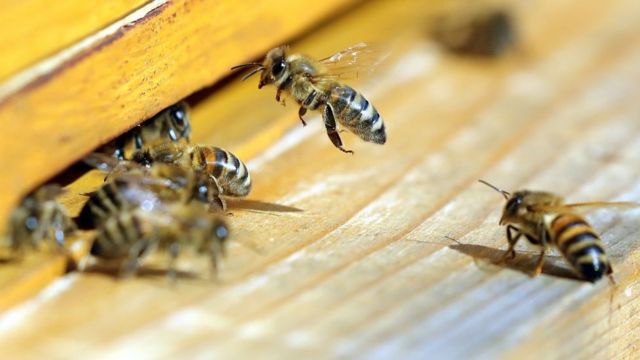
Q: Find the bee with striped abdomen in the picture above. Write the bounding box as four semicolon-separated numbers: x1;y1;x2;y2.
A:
479;180;639;283
5;184;76;255
100;101;192;160
77;155;224;229
432;9;516;57
232;43;387;153
88;202;229;279
133;142;251;198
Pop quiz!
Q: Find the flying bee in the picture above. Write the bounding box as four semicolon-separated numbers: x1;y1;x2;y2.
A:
5;184;76;255
77;154;224;230
432;9;516;57
100;101;192;160
479;180;640;283
88;202;229;279
232;43;387;153
132;142;251;197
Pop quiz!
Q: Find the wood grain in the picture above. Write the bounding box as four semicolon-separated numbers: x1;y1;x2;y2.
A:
0;0;359;231
0;0;149;81
2;0;640;358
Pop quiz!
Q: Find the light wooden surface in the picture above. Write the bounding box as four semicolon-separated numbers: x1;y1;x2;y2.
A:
0;0;359;228
2;0;640;358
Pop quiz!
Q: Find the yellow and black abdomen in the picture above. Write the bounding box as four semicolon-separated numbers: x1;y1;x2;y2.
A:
201;146;252;197
329;85;386;144
550;213;611;282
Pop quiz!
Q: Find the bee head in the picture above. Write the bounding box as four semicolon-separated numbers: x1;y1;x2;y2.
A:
167;102;191;142
231;47;289;88
258;46;287;89
500;191;527;225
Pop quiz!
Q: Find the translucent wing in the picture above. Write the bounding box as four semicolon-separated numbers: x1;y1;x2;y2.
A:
313;42;389;82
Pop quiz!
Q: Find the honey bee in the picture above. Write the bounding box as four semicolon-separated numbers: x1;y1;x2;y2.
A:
232;43;387;153
132;142;251;197
88;202;229;278
479;180;639;282
100;101;191;160
5;184;76;254
432;9;516;57
77;154;224;229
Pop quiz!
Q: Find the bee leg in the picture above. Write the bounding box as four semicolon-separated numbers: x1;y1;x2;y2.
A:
531;227;549;277
119;240;149;278
499;225;522;263
298;107;308;126
531;248;547;277
322;106;354;154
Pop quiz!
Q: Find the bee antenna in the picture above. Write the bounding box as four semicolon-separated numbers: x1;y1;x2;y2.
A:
240;66;264;81
478;179;510;200
230;62;263;70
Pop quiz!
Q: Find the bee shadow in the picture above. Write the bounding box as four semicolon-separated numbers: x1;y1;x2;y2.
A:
226;199;303;213
81;264;199;280
447;243;584;281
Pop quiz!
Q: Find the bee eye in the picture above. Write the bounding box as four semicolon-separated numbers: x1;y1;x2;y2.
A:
171;107;186;127
505;196;522;215
272;59;285;76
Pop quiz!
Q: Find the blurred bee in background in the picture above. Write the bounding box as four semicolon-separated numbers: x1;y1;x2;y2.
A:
88;201;229;279
132;142;251;198
100;101;191;160
77;154;225;230
479;180;639;283
232;43;387;154
5;184;76;255
432;9;516;57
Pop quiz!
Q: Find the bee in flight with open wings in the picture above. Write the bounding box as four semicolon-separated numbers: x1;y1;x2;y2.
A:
480;180;640;283
232;43;388;154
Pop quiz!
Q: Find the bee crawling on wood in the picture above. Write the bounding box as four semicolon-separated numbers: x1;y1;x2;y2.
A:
132;142;251;198
87;202;230;279
77;153;225;230
232;43;387;153
100;101;192;160
479;180;640;283
432;9;517;57
5;184;76;255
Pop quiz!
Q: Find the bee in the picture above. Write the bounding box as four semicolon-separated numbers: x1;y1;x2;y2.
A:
432;9;516;57
232;43;387;153
100;101;191;160
479;180;640;282
5;184;76;254
132;142;251;197
77;154;224;230
88;202;229;278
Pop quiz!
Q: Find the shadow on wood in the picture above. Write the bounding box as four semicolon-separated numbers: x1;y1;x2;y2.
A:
227;198;303;213
81;264;200;280
448;242;584;282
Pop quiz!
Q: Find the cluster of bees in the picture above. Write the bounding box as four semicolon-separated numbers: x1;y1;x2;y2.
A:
3;8;636;284
5;102;250;278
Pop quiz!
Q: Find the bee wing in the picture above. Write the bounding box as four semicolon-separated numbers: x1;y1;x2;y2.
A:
313;42;390;82
533;201;640;212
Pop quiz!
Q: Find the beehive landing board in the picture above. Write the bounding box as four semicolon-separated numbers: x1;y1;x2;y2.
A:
1;0;640;358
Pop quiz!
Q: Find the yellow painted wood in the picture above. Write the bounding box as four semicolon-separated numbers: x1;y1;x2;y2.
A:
0;0;359;232
1;0;640;358
0;0;149;81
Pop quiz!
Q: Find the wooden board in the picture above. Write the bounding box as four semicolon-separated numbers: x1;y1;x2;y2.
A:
1;0;640;358
0;0;359;229
0;0;149;81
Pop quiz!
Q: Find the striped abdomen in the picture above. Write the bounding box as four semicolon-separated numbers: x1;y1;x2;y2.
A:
91;211;145;259
550;213;611;282
76;181;160;230
328;85;386;144
197;146;251;197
